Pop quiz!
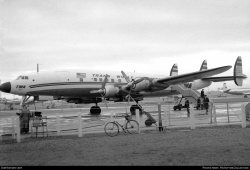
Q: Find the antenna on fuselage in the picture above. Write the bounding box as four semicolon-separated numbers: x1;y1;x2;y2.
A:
37;63;39;72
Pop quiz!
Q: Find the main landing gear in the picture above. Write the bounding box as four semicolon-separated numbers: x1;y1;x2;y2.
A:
128;98;156;127
90;103;101;115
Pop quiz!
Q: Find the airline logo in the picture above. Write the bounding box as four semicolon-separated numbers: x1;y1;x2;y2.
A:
236;57;242;66
16;85;26;90
200;61;207;71
77;73;86;78
170;64;178;76
172;66;178;73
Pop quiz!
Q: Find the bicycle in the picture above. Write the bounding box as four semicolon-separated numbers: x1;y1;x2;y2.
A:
104;113;139;137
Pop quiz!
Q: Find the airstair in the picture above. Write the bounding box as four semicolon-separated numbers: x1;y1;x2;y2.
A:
171;85;201;105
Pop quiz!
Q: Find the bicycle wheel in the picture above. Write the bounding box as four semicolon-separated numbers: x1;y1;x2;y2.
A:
126;120;139;134
104;122;119;137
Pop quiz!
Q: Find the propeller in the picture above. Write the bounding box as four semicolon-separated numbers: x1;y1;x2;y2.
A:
90;74;109;109
121;70;147;89
90;74;108;95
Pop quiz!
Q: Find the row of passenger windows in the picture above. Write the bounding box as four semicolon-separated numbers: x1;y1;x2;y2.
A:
16;76;29;80
94;78;121;83
79;78;122;83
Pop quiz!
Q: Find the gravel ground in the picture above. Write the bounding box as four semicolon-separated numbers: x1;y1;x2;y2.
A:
1;126;250;166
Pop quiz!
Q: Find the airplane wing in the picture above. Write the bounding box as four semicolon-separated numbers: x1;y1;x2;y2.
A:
155;65;231;85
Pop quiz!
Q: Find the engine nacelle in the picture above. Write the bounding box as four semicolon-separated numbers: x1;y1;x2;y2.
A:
190;80;212;90
104;85;120;98
131;78;152;92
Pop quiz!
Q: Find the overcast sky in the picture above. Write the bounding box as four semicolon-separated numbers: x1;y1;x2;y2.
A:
0;0;250;98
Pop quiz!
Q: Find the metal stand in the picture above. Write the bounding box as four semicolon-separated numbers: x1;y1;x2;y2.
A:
31;116;48;137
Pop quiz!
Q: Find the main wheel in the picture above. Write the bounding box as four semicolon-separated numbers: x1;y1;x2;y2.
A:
126;120;139;134
104;122;119;137
145;119;153;126
90;106;101;115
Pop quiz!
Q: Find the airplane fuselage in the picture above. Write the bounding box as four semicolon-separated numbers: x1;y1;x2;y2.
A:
7;70;172;98
225;89;250;95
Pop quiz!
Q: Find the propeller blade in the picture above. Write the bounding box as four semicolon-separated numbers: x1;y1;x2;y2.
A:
101;93;109;109
101;74;109;89
121;70;130;83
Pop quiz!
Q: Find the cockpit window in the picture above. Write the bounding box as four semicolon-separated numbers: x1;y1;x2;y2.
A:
16;76;29;80
16;76;22;80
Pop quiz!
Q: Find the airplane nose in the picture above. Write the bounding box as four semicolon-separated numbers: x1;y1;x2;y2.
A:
0;82;11;93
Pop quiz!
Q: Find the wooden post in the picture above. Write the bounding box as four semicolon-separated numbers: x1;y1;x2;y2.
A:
190;104;195;129
56;113;60;136
16;117;20;143
135;109;140;133
227;103;230;122
168;104;171;126
241;104;246;128
11;116;16;139
158;103;163;131
213;106;217;126
164;106;168;127
78;113;83;137
210;102;213;124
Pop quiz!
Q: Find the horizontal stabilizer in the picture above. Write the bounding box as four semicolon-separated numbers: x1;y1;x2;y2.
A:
201;56;247;86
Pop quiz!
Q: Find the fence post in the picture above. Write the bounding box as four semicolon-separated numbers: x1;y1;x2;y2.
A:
11;116;16;139
16;117;20;143
135;109;140;133
190;104;195;129
56;113;60;136
241;104;246;128
78;113;83;137
164;106;168;127
213;106;217;126
168;104;171;126
158;103;163;131
210;102;213;124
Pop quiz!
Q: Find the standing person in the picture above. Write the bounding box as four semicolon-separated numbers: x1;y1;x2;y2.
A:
197;97;201;110
19;106;31;134
201;89;205;99
185;98;190;117
203;95;210;115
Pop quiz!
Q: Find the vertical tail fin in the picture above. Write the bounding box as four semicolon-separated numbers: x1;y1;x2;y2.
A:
199;60;207;71
234;56;247;86
170;64;178;76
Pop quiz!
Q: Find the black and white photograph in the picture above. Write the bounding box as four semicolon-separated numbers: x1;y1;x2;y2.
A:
0;0;250;167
